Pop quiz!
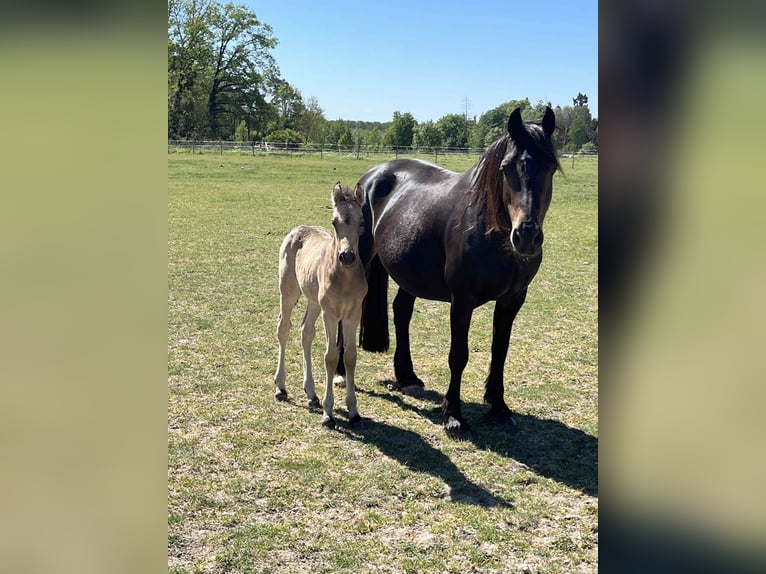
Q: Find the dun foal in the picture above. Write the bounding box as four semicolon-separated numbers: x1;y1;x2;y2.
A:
274;182;367;428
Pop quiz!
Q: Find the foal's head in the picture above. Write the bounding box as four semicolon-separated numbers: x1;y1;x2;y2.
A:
330;181;364;268
473;106;559;258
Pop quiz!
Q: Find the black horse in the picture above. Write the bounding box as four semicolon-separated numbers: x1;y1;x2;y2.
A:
356;107;559;435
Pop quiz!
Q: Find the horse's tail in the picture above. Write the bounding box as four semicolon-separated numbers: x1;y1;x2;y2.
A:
359;256;389;352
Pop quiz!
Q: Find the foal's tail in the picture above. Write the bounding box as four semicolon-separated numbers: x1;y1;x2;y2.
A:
359;256;390;352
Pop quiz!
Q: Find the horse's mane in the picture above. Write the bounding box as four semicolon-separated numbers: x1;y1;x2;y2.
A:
470;123;561;234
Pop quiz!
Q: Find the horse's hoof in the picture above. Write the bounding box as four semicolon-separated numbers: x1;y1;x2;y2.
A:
321;415;336;429
444;416;472;439
333;375;346;388
307;397;321;409
348;413;362;428
485;405;517;426
401;384;425;398
275;390;288;402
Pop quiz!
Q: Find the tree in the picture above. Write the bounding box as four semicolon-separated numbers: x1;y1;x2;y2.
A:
474;98;532;146
414;120;441;149
337;128;354;150
264;127;302;146
435;113;468;148
382;111;416;149
271;79;304;131
299;96;325;144
168;0;279;140
168;0;214;139
573;92;589;107
568;93;594;151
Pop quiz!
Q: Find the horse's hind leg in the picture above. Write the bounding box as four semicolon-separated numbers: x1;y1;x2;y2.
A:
275;289;299;401
333;321;347;388
392;288;425;393
301;302;321;406
274;243;300;401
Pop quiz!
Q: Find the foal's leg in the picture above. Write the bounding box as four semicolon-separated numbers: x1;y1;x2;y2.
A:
392;288;425;391
442;296;475;436
320;311;340;428
342;311;362;426
483;290;527;423
274;275;300;401
301;302;321;406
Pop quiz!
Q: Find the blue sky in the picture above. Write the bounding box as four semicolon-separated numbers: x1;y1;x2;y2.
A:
244;0;597;123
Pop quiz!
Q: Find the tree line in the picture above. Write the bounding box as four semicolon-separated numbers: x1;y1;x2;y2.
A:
169;0;598;153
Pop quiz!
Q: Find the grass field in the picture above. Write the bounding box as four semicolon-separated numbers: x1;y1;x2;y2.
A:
168;151;598;573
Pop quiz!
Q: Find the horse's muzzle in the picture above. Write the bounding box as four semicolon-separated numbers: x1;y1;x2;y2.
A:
338;251;357;267
511;221;543;257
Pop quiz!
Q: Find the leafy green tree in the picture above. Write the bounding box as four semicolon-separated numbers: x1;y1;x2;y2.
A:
271;79;304;131
337;129;354;150
382;111;416;149
573;92;589;107
168;0;279;140
474;98;531;146
364;126;381;150
234;120;248;141
298;96;325;144
205;1;278;139
414;120;441;149
435;113;468;148
264;127;303;145
168;0;214;139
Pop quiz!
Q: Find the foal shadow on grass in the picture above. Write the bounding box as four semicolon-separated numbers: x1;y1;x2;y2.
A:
338;418;511;508
359;381;598;498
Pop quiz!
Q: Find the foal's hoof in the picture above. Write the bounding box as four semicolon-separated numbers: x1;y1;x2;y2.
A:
348;413;362;429
444;416;472;440
321;415;336;429
275;389;288;402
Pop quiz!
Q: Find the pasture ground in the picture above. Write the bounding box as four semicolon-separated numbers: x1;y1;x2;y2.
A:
168;151;598;573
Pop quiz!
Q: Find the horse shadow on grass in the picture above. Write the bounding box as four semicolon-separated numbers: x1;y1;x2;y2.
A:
337;417;512;508
358;381;598;498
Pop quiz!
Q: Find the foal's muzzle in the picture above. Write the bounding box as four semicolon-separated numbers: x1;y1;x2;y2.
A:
511;221;543;257
338;251;357;267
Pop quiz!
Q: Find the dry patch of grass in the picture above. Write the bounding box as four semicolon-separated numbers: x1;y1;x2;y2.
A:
169;153;598;573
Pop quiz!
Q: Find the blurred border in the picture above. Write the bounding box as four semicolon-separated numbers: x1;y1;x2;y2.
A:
0;4;168;574
600;0;766;571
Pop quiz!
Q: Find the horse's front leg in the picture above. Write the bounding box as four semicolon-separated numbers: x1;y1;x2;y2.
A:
483;290;527;424
320;311;340;428
442;297;474;436
392;288;425;392
341;309;362;427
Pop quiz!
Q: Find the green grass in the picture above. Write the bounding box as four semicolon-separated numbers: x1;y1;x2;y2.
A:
168;152;598;573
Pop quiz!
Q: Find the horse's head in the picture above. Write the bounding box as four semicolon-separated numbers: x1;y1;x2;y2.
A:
331;181;364;268
499;106;558;258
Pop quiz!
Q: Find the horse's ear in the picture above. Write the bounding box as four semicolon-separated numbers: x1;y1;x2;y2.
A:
542;106;555;138
353;182;363;205
507;107;524;142
332;181;343;203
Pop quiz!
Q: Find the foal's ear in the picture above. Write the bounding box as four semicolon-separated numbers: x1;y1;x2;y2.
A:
331;181;343;203
542;106;555;138
507;107;525;142
353;183;363;205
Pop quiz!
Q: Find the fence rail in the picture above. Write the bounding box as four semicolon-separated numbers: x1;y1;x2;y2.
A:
167;140;598;160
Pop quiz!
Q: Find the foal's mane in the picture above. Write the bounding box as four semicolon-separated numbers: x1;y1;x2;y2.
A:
469;122;561;234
